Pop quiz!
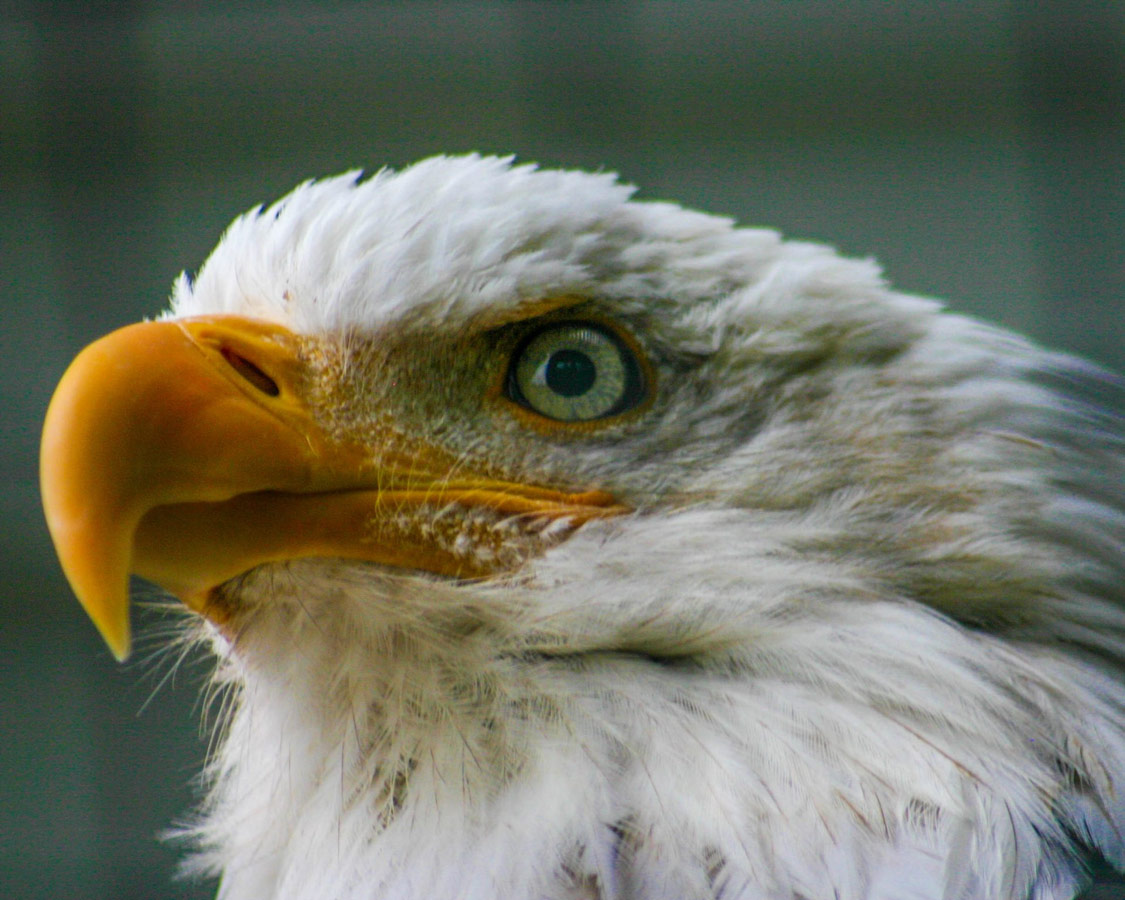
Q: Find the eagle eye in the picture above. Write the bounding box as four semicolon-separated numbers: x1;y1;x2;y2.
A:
506;321;646;423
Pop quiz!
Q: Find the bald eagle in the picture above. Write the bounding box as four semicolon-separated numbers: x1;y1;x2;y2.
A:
41;156;1125;900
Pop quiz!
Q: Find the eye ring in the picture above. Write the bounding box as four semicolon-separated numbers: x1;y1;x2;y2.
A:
505;321;647;423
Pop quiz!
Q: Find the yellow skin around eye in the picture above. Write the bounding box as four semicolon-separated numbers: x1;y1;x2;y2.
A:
514;325;627;421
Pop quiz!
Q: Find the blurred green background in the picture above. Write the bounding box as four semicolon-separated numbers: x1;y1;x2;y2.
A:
2;2;1123;898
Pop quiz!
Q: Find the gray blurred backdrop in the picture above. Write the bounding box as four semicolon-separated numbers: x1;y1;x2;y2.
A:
2;2;1123;898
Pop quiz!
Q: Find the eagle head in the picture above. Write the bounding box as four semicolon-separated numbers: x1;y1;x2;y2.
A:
41;156;1125;900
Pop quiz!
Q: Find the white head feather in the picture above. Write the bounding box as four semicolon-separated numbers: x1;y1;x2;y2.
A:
162;155;1124;900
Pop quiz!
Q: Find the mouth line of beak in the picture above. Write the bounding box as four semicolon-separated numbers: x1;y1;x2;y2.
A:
136;480;625;571
132;481;626;625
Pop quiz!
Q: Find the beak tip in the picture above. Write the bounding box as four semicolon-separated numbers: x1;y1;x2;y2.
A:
74;593;133;662
86;606;132;660
103;628;132;663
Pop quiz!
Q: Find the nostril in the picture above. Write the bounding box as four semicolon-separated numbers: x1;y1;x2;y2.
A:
221;347;280;397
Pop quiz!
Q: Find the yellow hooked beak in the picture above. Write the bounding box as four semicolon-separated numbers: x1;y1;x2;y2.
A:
40;315;626;660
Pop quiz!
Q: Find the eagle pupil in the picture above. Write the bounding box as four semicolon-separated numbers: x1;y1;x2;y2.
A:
545;350;596;397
